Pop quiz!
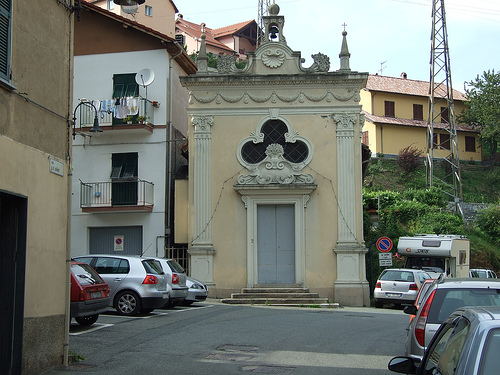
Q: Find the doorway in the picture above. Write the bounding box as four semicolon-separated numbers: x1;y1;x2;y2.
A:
0;192;27;375
257;204;295;284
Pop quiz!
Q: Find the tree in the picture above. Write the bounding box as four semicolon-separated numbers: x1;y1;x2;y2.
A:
458;70;500;171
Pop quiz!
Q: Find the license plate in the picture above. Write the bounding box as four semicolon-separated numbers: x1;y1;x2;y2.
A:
386;293;402;298
90;291;102;299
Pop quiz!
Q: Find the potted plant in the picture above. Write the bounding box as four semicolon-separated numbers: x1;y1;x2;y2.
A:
137;115;147;124
124;115;135;124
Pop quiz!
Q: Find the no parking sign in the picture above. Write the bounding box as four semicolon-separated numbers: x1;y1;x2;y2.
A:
114;235;124;252
376;237;393;253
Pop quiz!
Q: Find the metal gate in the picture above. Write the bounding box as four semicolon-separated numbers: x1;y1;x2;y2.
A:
89;226;143;255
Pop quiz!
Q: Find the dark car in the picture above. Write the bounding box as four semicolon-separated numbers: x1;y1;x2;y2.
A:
70;261;110;326
389;306;500;374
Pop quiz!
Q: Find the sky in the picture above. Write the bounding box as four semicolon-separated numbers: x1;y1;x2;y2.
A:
175;0;500;92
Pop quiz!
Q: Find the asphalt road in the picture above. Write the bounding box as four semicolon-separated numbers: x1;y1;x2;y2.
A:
43;300;409;375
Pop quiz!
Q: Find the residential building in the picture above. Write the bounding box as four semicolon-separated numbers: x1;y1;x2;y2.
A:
87;0;178;37
360;73;481;161
178;5;370;306
175;16;258;58
71;3;196;266
0;1;75;374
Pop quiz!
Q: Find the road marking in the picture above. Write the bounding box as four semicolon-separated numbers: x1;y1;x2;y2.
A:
70;323;114;336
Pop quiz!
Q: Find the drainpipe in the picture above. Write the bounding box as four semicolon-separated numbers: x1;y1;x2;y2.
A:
166;43;183;250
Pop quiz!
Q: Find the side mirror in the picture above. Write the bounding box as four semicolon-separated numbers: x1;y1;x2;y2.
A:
404;305;417;315
388;356;418;374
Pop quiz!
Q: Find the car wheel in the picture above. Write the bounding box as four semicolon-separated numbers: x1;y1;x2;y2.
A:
374;300;383;308
75;314;99;326
115;291;141;316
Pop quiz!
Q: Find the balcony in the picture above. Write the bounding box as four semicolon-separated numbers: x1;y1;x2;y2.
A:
75;97;157;134
80;179;154;213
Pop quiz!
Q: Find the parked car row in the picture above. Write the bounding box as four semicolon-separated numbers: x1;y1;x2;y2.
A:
70;254;208;325
374;267;500;374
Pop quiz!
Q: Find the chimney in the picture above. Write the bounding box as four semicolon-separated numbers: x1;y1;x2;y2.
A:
401;72;408;79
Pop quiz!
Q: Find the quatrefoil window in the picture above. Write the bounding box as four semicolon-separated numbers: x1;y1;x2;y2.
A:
241;120;308;164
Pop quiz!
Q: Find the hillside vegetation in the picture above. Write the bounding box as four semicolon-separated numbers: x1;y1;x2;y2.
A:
363;157;500;283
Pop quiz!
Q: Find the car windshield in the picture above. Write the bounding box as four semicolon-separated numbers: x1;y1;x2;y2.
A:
72;263;104;285
380;270;414;282
143;259;164;275
168;260;185;273
479;328;500;374
429;288;500;324
471;270;488;278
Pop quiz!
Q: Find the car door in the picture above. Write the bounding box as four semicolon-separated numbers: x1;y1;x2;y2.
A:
90;257;130;301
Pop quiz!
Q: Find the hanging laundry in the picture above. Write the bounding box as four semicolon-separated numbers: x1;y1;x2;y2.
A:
127;97;139;115
115;97;129;119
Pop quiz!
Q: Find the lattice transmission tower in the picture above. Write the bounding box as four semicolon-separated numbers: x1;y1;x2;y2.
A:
426;0;463;216
257;0;272;46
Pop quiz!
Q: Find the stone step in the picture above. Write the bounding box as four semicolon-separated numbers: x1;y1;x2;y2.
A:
241;288;310;294
231;292;320;299
220;297;331;306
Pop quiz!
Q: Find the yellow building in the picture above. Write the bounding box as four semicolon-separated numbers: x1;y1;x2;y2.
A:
0;1;75;374
178;4;370;306
360;74;481;161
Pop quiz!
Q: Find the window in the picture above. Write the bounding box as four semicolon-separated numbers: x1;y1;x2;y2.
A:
440;133;450;150
441;106;450;123
362;131;369;145
384;101;395;117
241;120;308;164
107;0;114;10
413;104;424;121
0;0;12;82
145;5;153;16
465;136;476;152
111;153;138;179
112;73;139;98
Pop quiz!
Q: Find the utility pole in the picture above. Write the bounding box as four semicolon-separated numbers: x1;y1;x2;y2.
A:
257;0;271;47
426;0;463;216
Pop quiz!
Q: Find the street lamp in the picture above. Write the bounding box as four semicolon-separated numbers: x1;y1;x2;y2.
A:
72;101;102;139
113;0;146;15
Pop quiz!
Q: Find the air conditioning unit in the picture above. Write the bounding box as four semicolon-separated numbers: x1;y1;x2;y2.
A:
175;34;185;45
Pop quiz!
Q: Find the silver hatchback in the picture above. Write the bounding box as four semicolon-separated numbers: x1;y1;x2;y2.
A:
374;268;431;308
152;258;188;307
74;255;169;316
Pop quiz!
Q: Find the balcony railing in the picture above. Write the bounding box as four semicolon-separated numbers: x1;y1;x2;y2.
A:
75;97;156;132
80;179;154;213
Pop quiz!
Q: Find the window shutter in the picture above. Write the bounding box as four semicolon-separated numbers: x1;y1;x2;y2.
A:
0;0;11;81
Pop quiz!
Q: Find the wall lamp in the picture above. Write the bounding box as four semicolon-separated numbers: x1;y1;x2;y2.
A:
72;101;102;139
114;0;146;15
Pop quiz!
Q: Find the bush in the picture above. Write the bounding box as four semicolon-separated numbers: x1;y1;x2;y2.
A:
476;205;500;244
397;145;423;174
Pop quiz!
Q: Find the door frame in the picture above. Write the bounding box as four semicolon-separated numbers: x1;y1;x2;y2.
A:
236;186;315;287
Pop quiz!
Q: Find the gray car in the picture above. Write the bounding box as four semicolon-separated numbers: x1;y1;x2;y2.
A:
152;258;188;307
182;276;208;305
374;268;431;308
403;277;500;361
74;255;169;316
390;306;500;374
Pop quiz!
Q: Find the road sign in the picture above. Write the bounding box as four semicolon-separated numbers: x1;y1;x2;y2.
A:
379;252;393;266
376;237;393;252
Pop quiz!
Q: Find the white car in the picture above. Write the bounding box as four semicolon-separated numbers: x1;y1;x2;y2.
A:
374;268;431;308
151;258;188;307
469;268;497;278
182;277;208;306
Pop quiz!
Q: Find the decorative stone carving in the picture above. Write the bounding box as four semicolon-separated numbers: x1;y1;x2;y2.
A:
306;53;330;73
262;49;286;68
237;143;314;185
192;115;214;132
217;55;237;74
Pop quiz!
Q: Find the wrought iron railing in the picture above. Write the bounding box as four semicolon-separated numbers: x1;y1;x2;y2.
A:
75;97;155;129
80;179;154;209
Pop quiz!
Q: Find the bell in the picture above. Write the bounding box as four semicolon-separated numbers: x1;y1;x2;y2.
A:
269;26;279;40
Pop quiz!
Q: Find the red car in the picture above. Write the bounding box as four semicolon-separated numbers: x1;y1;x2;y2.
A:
71;261;110;326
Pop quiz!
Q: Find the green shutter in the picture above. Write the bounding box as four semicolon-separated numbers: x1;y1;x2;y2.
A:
0;0;11;81
112;73;138;98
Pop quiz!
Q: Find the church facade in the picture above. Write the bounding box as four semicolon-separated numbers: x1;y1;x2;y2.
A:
179;4;370;306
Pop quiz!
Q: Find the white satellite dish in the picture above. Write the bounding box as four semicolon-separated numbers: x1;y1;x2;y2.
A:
135;68;155;87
